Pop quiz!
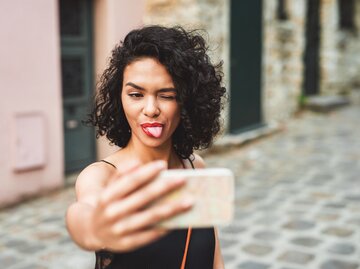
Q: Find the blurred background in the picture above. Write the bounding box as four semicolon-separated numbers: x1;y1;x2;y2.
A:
0;0;359;268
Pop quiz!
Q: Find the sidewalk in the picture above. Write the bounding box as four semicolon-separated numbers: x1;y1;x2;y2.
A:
209;105;360;269
0;105;359;269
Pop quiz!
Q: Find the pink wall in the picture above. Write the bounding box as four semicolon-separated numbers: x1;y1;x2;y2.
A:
0;0;145;206
0;0;63;206
94;0;145;159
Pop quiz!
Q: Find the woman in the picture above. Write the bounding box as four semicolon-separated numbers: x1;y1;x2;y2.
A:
66;25;226;269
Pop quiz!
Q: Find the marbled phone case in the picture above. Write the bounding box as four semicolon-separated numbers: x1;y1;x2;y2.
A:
153;168;235;228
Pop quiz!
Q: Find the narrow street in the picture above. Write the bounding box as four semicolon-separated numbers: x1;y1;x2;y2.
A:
1;105;359;269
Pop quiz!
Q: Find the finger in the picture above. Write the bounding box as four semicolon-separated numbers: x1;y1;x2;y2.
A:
101;160;167;204
104;175;187;221
111;229;169;252
112;199;193;235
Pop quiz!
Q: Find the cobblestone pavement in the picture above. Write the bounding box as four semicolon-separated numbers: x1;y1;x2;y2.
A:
0;105;359;269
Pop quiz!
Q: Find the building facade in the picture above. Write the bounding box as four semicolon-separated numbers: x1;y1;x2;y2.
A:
1;0;359;206
0;0;144;207
145;0;360;125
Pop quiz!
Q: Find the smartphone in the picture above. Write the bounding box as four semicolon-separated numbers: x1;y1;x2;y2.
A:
152;168;235;228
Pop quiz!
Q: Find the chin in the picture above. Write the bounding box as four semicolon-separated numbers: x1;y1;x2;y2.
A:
145;140;168;149
143;136;172;149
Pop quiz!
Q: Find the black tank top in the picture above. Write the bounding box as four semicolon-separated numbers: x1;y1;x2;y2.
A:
95;159;215;269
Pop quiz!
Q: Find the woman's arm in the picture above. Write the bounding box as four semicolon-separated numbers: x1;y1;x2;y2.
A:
66;160;192;252
213;228;225;269
66;161;117;250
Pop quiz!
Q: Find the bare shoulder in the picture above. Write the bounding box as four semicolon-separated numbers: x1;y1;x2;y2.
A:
191;153;206;169
75;161;116;205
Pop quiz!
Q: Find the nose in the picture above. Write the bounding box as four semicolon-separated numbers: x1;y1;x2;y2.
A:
143;96;160;118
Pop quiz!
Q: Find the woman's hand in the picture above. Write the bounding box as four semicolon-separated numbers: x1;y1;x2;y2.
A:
88;160;192;252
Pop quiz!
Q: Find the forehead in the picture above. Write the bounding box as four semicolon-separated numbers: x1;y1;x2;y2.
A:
123;57;174;86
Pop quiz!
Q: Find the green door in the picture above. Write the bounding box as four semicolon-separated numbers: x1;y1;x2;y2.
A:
303;0;320;96
60;0;95;173
230;0;263;133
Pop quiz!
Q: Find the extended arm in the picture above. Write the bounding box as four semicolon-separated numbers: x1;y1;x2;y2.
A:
66;160;191;252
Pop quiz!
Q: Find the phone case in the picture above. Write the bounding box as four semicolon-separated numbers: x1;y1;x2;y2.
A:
153;168;234;228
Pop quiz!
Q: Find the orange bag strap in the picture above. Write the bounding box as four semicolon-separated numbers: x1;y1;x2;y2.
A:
180;227;192;269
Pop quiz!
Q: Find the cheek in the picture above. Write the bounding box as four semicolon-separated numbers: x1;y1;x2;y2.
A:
123;106;135;123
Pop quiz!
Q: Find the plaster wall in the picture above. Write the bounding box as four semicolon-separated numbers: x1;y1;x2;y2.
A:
94;0;145;160
0;0;63;206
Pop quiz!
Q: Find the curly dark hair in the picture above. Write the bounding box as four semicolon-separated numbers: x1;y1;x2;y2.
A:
87;25;226;159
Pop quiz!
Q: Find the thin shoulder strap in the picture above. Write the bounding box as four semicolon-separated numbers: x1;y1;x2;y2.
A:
100;159;117;169
180;158;195;169
188;157;195;169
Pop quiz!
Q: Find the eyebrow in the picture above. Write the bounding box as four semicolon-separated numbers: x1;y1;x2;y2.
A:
125;82;176;93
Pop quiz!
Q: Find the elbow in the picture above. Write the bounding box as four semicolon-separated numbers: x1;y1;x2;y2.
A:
65;203;98;251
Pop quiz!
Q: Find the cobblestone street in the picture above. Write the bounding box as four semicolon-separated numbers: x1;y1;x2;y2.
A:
0;105;359;269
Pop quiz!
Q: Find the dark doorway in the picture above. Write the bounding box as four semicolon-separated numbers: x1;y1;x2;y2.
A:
303;0;321;96
230;0;263;133
339;0;356;31
60;0;95;173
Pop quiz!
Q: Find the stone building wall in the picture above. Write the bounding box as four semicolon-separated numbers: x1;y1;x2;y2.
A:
320;0;340;95
333;0;360;94
320;0;360;95
262;0;306;123
143;0;229;78
143;0;307;126
261;0;360;121
143;0;360;132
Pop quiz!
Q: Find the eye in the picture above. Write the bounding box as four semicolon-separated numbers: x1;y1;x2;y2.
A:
128;93;143;98
159;95;176;100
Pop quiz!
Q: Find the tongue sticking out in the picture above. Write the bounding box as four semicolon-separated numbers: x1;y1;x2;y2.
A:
144;126;163;138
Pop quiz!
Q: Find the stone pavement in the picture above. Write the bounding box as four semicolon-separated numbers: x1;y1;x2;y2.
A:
0;105;359;269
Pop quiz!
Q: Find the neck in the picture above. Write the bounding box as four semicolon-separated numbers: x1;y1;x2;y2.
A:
123;136;181;169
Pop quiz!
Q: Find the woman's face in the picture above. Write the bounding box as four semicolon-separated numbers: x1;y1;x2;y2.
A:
121;57;180;149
